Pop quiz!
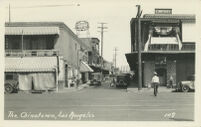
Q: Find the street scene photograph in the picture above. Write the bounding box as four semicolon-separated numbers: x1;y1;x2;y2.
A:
2;0;200;126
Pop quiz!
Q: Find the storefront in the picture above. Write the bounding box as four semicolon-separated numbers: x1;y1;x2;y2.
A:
80;61;94;83
126;52;195;87
5;57;59;92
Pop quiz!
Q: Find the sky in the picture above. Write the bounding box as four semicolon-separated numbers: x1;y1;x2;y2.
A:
1;0;198;68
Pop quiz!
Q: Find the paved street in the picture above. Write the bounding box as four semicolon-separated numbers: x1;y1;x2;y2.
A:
4;84;194;121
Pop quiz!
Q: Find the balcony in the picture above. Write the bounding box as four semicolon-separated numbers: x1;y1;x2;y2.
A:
5;50;59;57
148;44;179;51
181;43;195;51
147;43;195;51
144;36;195;52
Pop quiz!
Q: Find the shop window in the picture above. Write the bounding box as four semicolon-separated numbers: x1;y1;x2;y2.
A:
5;74;14;80
5;35;21;49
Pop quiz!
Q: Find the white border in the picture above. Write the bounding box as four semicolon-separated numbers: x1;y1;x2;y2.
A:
1;0;201;127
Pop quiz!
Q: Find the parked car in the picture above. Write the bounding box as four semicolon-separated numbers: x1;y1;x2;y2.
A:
90;79;101;86
176;75;195;92
4;73;19;93
116;73;131;88
90;73;101;86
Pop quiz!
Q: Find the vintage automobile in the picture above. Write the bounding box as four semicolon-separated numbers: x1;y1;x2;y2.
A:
4;73;19;93
176;75;195;92
90;73;101;86
116;73;131;88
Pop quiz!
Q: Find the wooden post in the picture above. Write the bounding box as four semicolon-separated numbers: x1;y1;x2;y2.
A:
9;4;11;22
136;5;142;90
98;23;107;81
21;30;24;56
138;18;142;90
56;68;59;92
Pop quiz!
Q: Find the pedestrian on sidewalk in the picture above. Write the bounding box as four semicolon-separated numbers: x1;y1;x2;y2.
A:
168;75;174;88
151;72;160;96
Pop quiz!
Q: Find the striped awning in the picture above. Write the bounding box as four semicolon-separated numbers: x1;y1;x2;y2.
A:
143;14;195;23
5;57;57;72
80;61;94;72
5;27;60;35
143;14;195;20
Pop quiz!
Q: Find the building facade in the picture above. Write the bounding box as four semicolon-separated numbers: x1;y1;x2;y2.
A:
79;38;94;83
126;9;196;87
5;22;83;91
79;38;102;78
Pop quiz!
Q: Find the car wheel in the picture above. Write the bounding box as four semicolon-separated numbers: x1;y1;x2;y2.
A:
182;85;189;92
5;83;14;93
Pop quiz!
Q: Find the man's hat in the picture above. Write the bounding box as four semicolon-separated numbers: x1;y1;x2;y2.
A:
154;72;157;75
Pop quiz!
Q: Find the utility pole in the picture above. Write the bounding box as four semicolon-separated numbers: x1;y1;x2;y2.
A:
114;47;118;73
21;30;24;56
98;22;108;80
9;4;11;22
136;5;143;91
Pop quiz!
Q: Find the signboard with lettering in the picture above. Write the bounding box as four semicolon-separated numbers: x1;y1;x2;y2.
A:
75;21;89;31
155;8;172;14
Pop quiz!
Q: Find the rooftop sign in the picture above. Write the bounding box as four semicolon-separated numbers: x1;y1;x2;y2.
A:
75;21;89;31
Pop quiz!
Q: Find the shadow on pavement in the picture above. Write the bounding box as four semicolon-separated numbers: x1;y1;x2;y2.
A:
170;118;194;121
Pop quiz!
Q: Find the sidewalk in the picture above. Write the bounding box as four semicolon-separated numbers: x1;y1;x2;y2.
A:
55;87;77;93
127;86;174;93
77;83;90;90
56;83;90;93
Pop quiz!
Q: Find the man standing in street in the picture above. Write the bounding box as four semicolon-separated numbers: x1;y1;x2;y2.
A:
152;72;160;96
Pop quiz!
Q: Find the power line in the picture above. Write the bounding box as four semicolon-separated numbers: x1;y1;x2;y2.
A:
7;3;80;23
6;4;80;9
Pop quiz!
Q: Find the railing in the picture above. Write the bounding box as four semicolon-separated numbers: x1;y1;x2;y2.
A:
148;44;179;51
5;50;59;57
181;43;195;51
147;43;195;51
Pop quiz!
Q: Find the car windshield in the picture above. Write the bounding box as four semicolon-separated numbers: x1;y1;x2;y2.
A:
187;75;195;81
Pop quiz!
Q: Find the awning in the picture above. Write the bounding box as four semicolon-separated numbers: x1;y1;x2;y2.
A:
150;37;178;44
143;14;195;20
80;61;94;72
125;52;195;70
5;57;57;72
5;27;60;35
89;65;101;72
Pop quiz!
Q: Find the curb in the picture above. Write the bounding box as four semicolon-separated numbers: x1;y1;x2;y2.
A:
55;88;77;93
77;84;90;90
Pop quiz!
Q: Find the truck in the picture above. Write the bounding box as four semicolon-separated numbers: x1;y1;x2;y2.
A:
116;73;131;88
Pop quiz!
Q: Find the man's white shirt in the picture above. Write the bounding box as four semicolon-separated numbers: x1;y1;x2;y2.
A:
152;75;160;83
